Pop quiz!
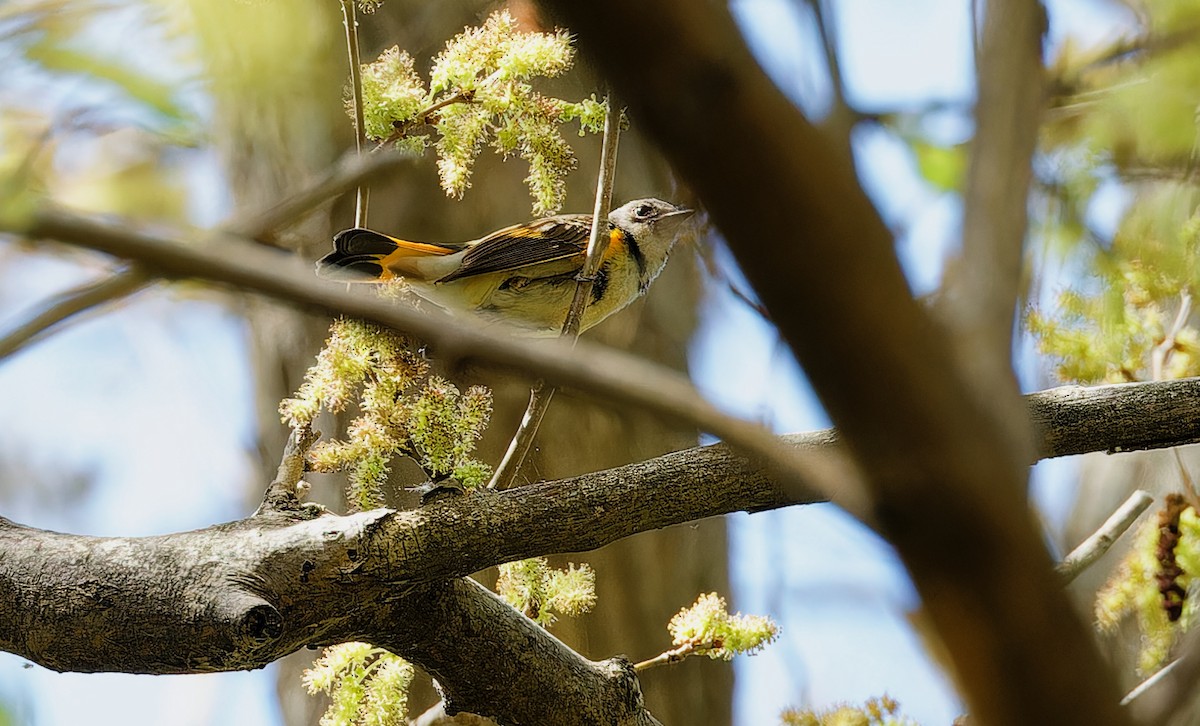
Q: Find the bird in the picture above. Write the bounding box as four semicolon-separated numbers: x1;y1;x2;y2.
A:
316;198;694;335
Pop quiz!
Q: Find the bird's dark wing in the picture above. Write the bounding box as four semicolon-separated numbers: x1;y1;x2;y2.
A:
435;214;596;283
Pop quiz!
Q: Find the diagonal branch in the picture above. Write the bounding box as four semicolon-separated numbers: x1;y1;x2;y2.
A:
9;204;867;519
536;1;1129;724
1056;490;1154;583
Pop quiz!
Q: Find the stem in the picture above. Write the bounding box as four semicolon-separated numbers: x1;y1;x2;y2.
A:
375;89;474;150
340;0;369;227
1152;290;1192;381
633;639;721;672
487;96;621;490
562;97;622;339
1121;658;1181;706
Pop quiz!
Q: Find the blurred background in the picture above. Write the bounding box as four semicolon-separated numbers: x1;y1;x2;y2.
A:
0;0;1188;724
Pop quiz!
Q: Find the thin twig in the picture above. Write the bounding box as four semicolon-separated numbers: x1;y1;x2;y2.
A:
1056;490;1154;583
487;380;555;490
633;639;719;672
487;95;621;491
562;98;622;340
256;422;320;514
1173;448;1200;506
1121;658;1181;706
0;267;152;362
1124;624;1200;723
1152;290;1192;382
375;89;474;149
803;0;853;149
340;0;369;227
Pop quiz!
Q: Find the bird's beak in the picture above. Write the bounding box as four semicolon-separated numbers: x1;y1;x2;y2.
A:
663;206;694;220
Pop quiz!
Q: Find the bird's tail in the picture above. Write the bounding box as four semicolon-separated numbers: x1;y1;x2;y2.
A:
316;228;455;282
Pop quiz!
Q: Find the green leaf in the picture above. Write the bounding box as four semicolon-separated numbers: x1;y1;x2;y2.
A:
912;140;967;193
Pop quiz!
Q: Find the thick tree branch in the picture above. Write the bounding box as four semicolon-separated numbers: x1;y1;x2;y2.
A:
536;2;1130;724
0;513;656;726
0;376;1195;721
7;204;865;517
2;377;1197;662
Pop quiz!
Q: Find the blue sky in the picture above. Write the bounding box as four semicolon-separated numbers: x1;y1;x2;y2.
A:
0;1;1138;724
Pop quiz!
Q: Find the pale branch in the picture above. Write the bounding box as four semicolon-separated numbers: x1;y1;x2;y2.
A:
0;266;151;361
340;0;369;227
489;94;621;490
1125;626;1200;725
540;2;1130;724
1056;490;1154;583
487;379;554;490
411;703;497;726
563;95;621;339
1122;659;1181;708
10;204;866;519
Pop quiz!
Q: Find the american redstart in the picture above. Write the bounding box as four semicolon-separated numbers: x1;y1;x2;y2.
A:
316;198;693;334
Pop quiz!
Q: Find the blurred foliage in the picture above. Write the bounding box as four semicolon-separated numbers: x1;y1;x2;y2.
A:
496;557;597;627
355;10;606;215
0;1;201;226
781;695;920;726
281;318;492;510
1028;1;1200;384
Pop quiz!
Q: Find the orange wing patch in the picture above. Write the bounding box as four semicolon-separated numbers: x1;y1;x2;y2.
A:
377;238;458;280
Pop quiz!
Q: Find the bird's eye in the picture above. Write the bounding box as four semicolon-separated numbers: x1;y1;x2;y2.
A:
634;203;655;219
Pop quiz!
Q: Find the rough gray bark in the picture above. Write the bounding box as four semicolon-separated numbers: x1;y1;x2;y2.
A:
1;376;1196;658
0;512;658;726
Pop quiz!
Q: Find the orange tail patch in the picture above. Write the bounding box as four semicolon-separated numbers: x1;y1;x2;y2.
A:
317;228;456;282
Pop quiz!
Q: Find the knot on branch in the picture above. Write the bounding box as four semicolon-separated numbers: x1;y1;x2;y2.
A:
239;603;283;643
